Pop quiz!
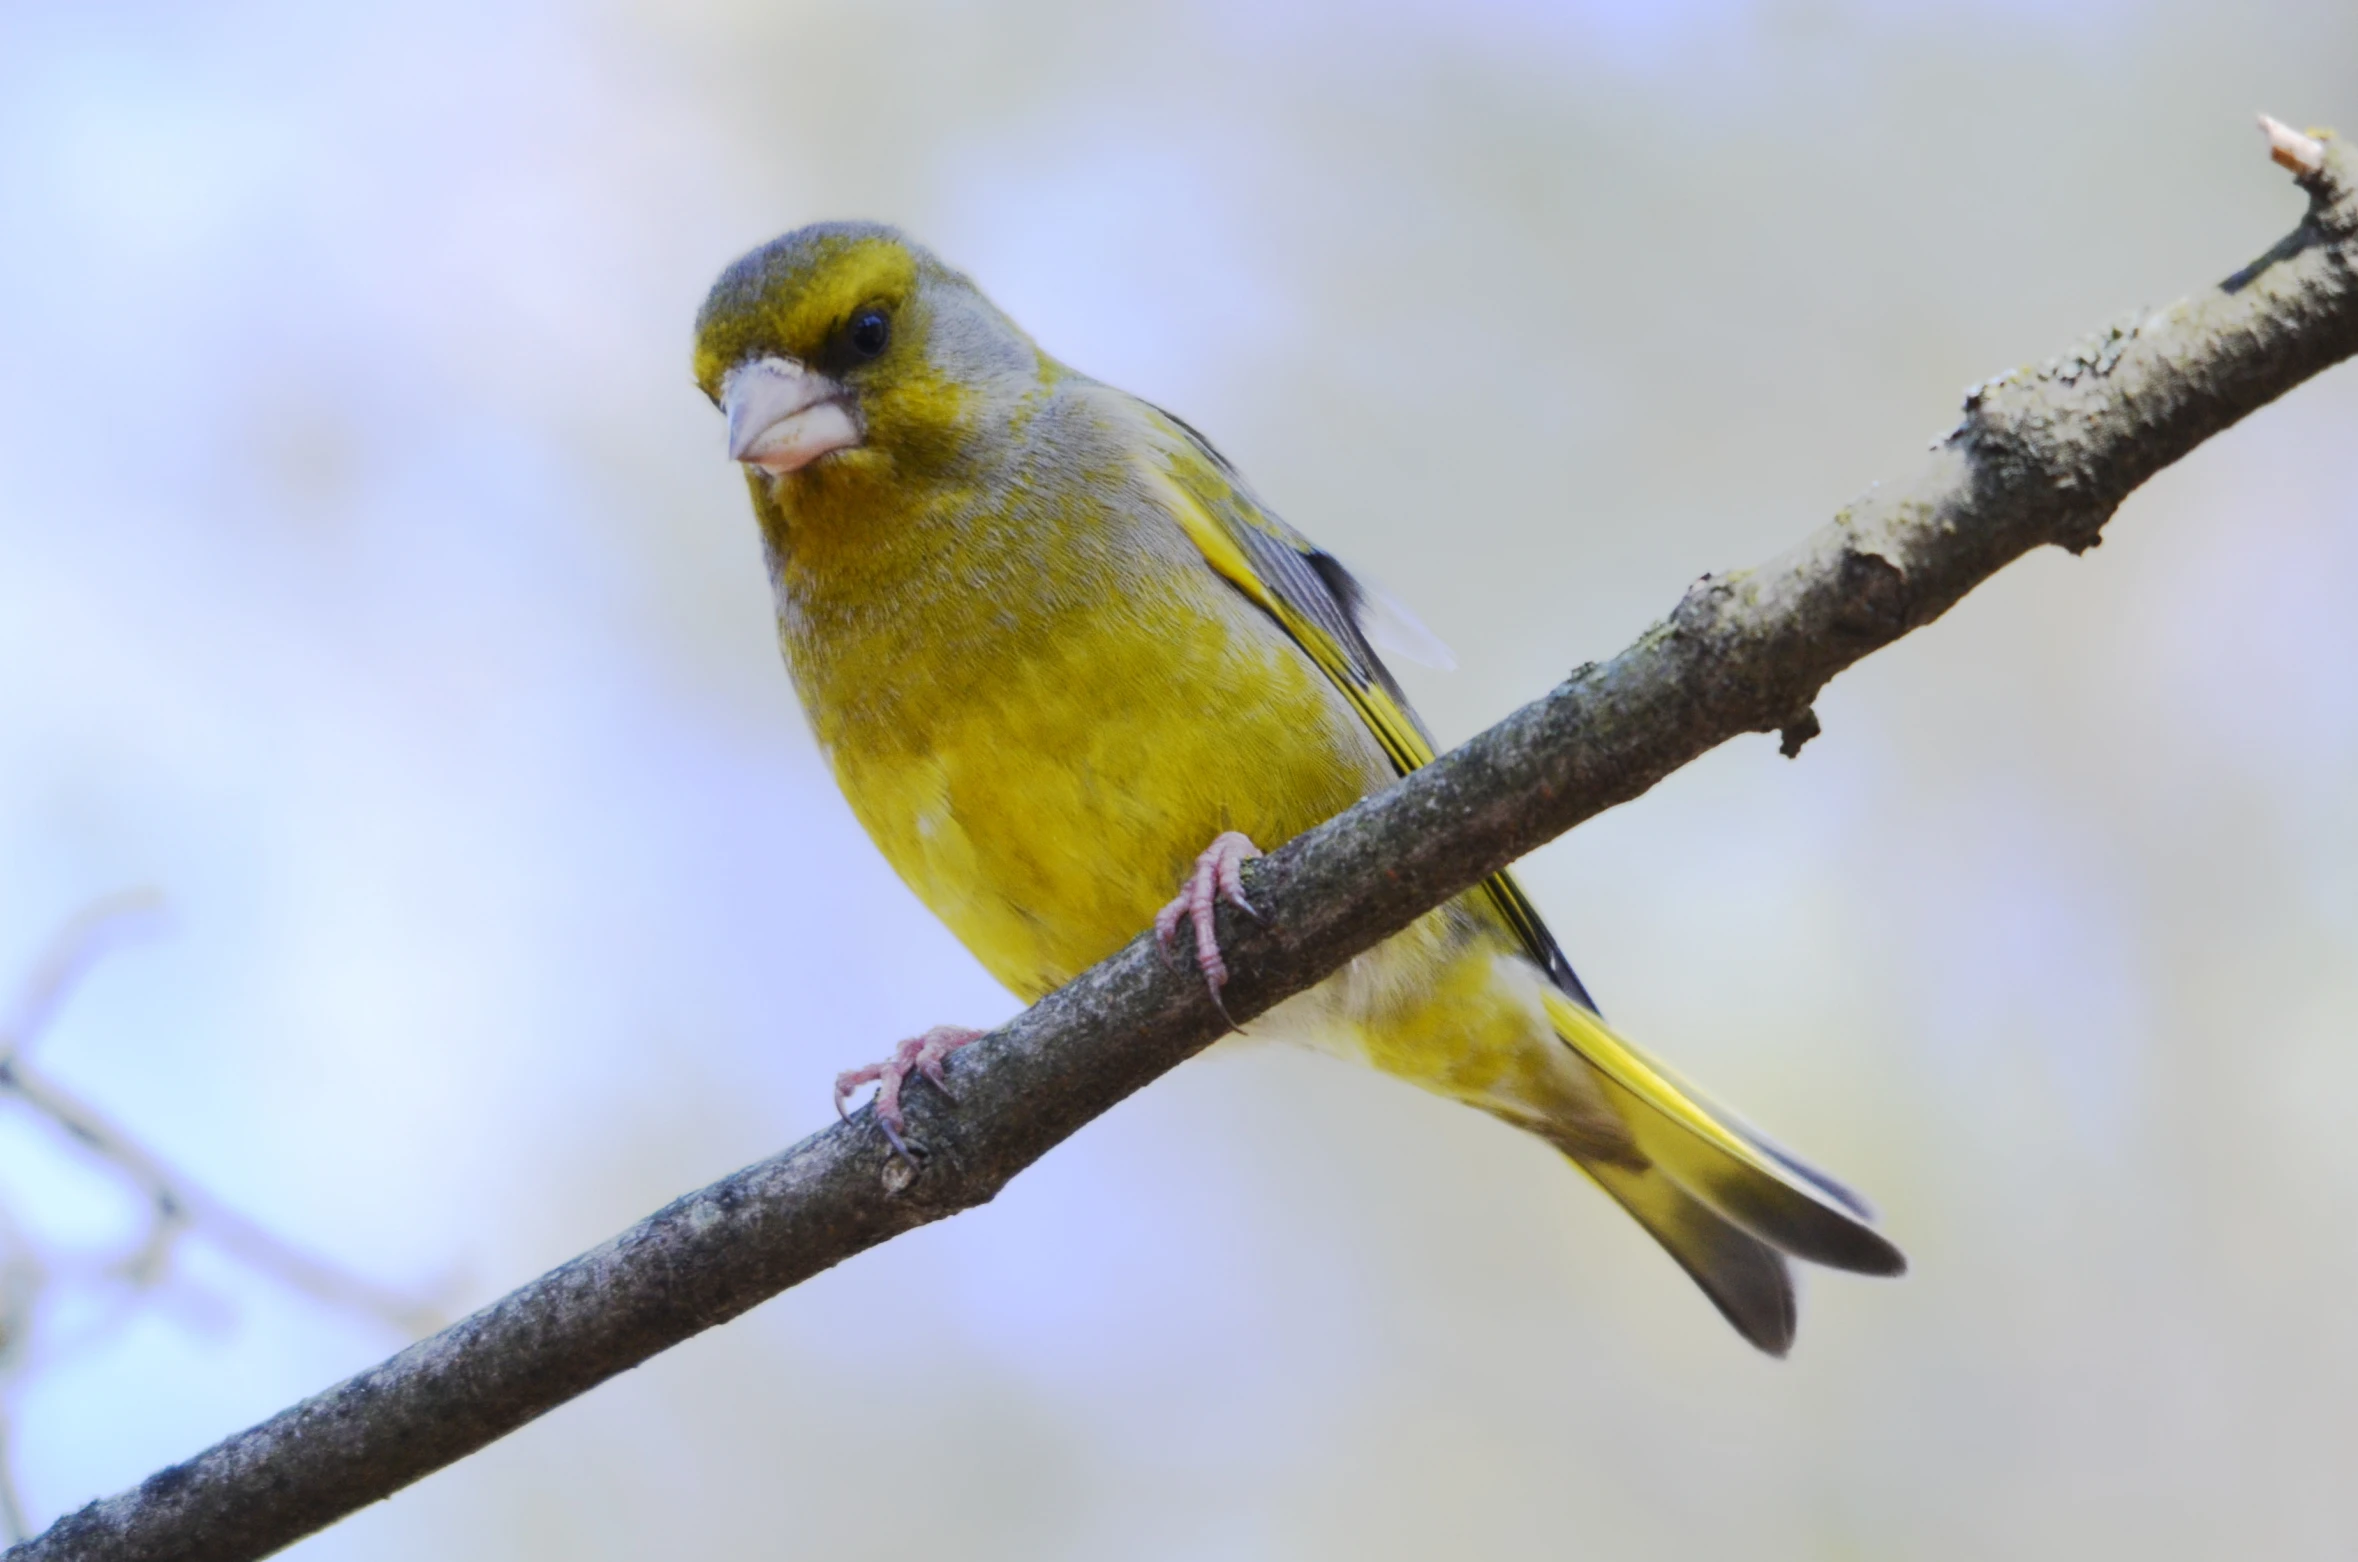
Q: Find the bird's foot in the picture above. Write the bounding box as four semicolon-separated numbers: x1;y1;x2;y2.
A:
834;1024;985;1153
1153;830;1265;1012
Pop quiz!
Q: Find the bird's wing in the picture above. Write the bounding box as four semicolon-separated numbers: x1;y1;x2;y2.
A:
1136;401;1599;1013
1137;402;1902;1277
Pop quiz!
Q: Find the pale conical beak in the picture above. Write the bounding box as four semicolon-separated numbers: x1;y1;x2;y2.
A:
721;356;862;474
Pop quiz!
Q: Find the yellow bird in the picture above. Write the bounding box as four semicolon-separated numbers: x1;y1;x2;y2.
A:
693;222;1903;1354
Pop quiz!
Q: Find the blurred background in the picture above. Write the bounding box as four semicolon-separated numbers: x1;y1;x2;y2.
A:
3;0;2355;1555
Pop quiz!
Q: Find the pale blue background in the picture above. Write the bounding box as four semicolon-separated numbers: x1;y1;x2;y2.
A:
2;1;2355;1556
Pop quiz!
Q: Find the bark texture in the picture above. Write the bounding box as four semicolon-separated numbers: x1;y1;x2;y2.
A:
17;130;2357;1562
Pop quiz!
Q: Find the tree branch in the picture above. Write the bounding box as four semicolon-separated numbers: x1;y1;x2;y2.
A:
18;122;2357;1562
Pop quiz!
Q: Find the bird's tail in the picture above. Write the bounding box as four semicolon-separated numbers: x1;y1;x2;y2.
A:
1541;988;1905;1355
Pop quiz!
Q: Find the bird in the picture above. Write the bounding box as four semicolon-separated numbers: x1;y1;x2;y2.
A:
692;221;1903;1355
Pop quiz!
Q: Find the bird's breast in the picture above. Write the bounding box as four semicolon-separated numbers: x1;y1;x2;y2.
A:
780;527;1390;1002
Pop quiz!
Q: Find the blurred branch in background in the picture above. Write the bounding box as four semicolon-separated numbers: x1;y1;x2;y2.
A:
12;116;2358;1562
0;897;440;1545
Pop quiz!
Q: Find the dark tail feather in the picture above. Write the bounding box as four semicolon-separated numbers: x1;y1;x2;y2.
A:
1545;990;1907;1279
1578;1157;1798;1357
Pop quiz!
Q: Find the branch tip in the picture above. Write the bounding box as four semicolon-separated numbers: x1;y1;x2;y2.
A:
2258;113;2326;179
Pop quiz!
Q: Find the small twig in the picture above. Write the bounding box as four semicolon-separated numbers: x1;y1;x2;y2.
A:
2259;112;2328;179
0;899;441;1335
0;1060;440;1335
0;897;445;1544
0;892;164;1067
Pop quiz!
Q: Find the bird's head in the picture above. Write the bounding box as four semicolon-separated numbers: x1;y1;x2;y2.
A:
692;222;1039;486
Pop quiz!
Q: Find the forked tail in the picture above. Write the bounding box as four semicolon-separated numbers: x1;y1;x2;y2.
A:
1543;989;1904;1355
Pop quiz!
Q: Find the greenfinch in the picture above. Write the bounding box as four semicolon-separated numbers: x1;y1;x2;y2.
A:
693;222;1903;1354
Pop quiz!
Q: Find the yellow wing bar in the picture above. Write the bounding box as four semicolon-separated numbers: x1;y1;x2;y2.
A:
1139;419;1594;1009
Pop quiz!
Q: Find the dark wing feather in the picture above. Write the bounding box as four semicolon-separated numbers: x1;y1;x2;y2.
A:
1144;402;1600;1014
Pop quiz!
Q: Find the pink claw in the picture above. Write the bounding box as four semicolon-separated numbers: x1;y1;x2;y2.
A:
835;1024;985;1151
1153;831;1265;1008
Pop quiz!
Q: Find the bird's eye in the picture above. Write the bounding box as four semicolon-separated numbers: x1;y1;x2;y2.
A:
847;308;890;359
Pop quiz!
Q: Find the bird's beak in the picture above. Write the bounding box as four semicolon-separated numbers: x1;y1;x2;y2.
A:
721;356;862;474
